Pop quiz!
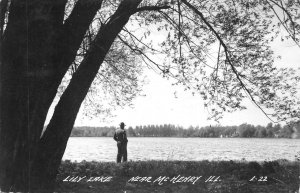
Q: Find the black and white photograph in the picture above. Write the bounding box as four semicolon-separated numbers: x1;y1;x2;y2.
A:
0;0;300;192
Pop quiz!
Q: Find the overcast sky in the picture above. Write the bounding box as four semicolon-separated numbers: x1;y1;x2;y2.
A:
71;37;300;128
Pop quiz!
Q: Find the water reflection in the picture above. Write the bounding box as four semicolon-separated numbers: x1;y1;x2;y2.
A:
62;137;300;162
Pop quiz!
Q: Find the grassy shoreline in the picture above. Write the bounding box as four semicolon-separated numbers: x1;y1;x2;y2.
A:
56;160;299;193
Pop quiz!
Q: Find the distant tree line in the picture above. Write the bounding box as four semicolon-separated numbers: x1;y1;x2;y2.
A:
70;122;300;138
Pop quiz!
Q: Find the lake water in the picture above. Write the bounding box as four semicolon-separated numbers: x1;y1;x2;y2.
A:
62;137;300;162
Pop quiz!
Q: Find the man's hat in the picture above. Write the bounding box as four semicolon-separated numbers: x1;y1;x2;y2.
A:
120;122;126;126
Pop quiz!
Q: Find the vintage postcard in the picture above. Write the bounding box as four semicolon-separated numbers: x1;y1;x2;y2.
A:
0;0;299;192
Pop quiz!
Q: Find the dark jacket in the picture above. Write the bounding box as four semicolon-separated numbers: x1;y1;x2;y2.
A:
113;129;128;143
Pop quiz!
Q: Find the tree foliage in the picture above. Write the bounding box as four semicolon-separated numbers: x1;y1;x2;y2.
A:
59;0;300;122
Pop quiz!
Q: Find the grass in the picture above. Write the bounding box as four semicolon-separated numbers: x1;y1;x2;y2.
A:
55;159;299;193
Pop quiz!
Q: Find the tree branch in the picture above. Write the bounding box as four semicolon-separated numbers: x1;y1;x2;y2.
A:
134;5;170;13
117;34;165;72
122;27;164;54
0;0;8;36
182;0;278;123
177;0;182;59
158;10;214;69
55;0;104;77
266;0;300;47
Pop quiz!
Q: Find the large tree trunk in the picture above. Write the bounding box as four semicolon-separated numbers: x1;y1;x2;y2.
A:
0;0;141;192
0;0;68;190
31;1;143;191
0;0;101;191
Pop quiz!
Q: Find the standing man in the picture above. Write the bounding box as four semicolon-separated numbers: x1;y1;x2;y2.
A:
113;122;128;163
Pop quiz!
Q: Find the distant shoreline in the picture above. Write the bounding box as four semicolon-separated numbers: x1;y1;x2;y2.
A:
70;123;300;138
69;136;299;139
